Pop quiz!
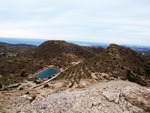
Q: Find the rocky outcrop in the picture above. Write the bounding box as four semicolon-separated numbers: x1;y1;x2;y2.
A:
1;80;150;113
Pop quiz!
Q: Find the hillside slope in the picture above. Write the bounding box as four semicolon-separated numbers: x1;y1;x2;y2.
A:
0;41;104;76
57;44;150;86
32;40;104;64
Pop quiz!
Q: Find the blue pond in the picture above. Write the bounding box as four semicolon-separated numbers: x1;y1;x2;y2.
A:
34;68;59;78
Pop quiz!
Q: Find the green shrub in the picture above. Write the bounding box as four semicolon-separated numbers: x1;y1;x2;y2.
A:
4;88;8;91
25;92;29;94
44;84;49;88
20;71;28;77
33;80;41;84
19;87;23;90
126;70;135;82
48;76;52;79
0;83;2;88
146;68;150;75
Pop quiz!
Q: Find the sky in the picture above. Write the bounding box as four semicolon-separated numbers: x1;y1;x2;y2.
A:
0;0;150;46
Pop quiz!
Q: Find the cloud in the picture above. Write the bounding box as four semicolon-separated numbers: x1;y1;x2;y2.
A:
0;0;150;46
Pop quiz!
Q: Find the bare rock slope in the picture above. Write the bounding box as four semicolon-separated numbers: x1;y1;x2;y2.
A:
2;80;150;113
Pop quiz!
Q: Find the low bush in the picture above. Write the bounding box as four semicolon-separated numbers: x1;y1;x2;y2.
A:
25;92;29;94
0;83;2;88
33;80;41;84
44;84;49;88
20;71;28;77
19;87;23;90
30;96;36;103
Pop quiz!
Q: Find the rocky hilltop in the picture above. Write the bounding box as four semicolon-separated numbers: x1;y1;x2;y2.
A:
1;80;150;113
57;44;150;86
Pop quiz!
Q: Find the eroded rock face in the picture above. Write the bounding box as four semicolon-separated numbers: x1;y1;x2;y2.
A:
1;81;150;113
122;86;150;112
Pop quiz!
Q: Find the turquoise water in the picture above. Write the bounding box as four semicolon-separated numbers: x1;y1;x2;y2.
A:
34;68;59;78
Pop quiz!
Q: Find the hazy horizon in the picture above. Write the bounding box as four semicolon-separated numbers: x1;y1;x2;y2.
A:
0;0;150;46
1;37;150;48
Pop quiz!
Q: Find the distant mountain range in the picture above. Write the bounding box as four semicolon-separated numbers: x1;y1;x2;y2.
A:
0;42;36;54
0;37;150;52
0;42;36;47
